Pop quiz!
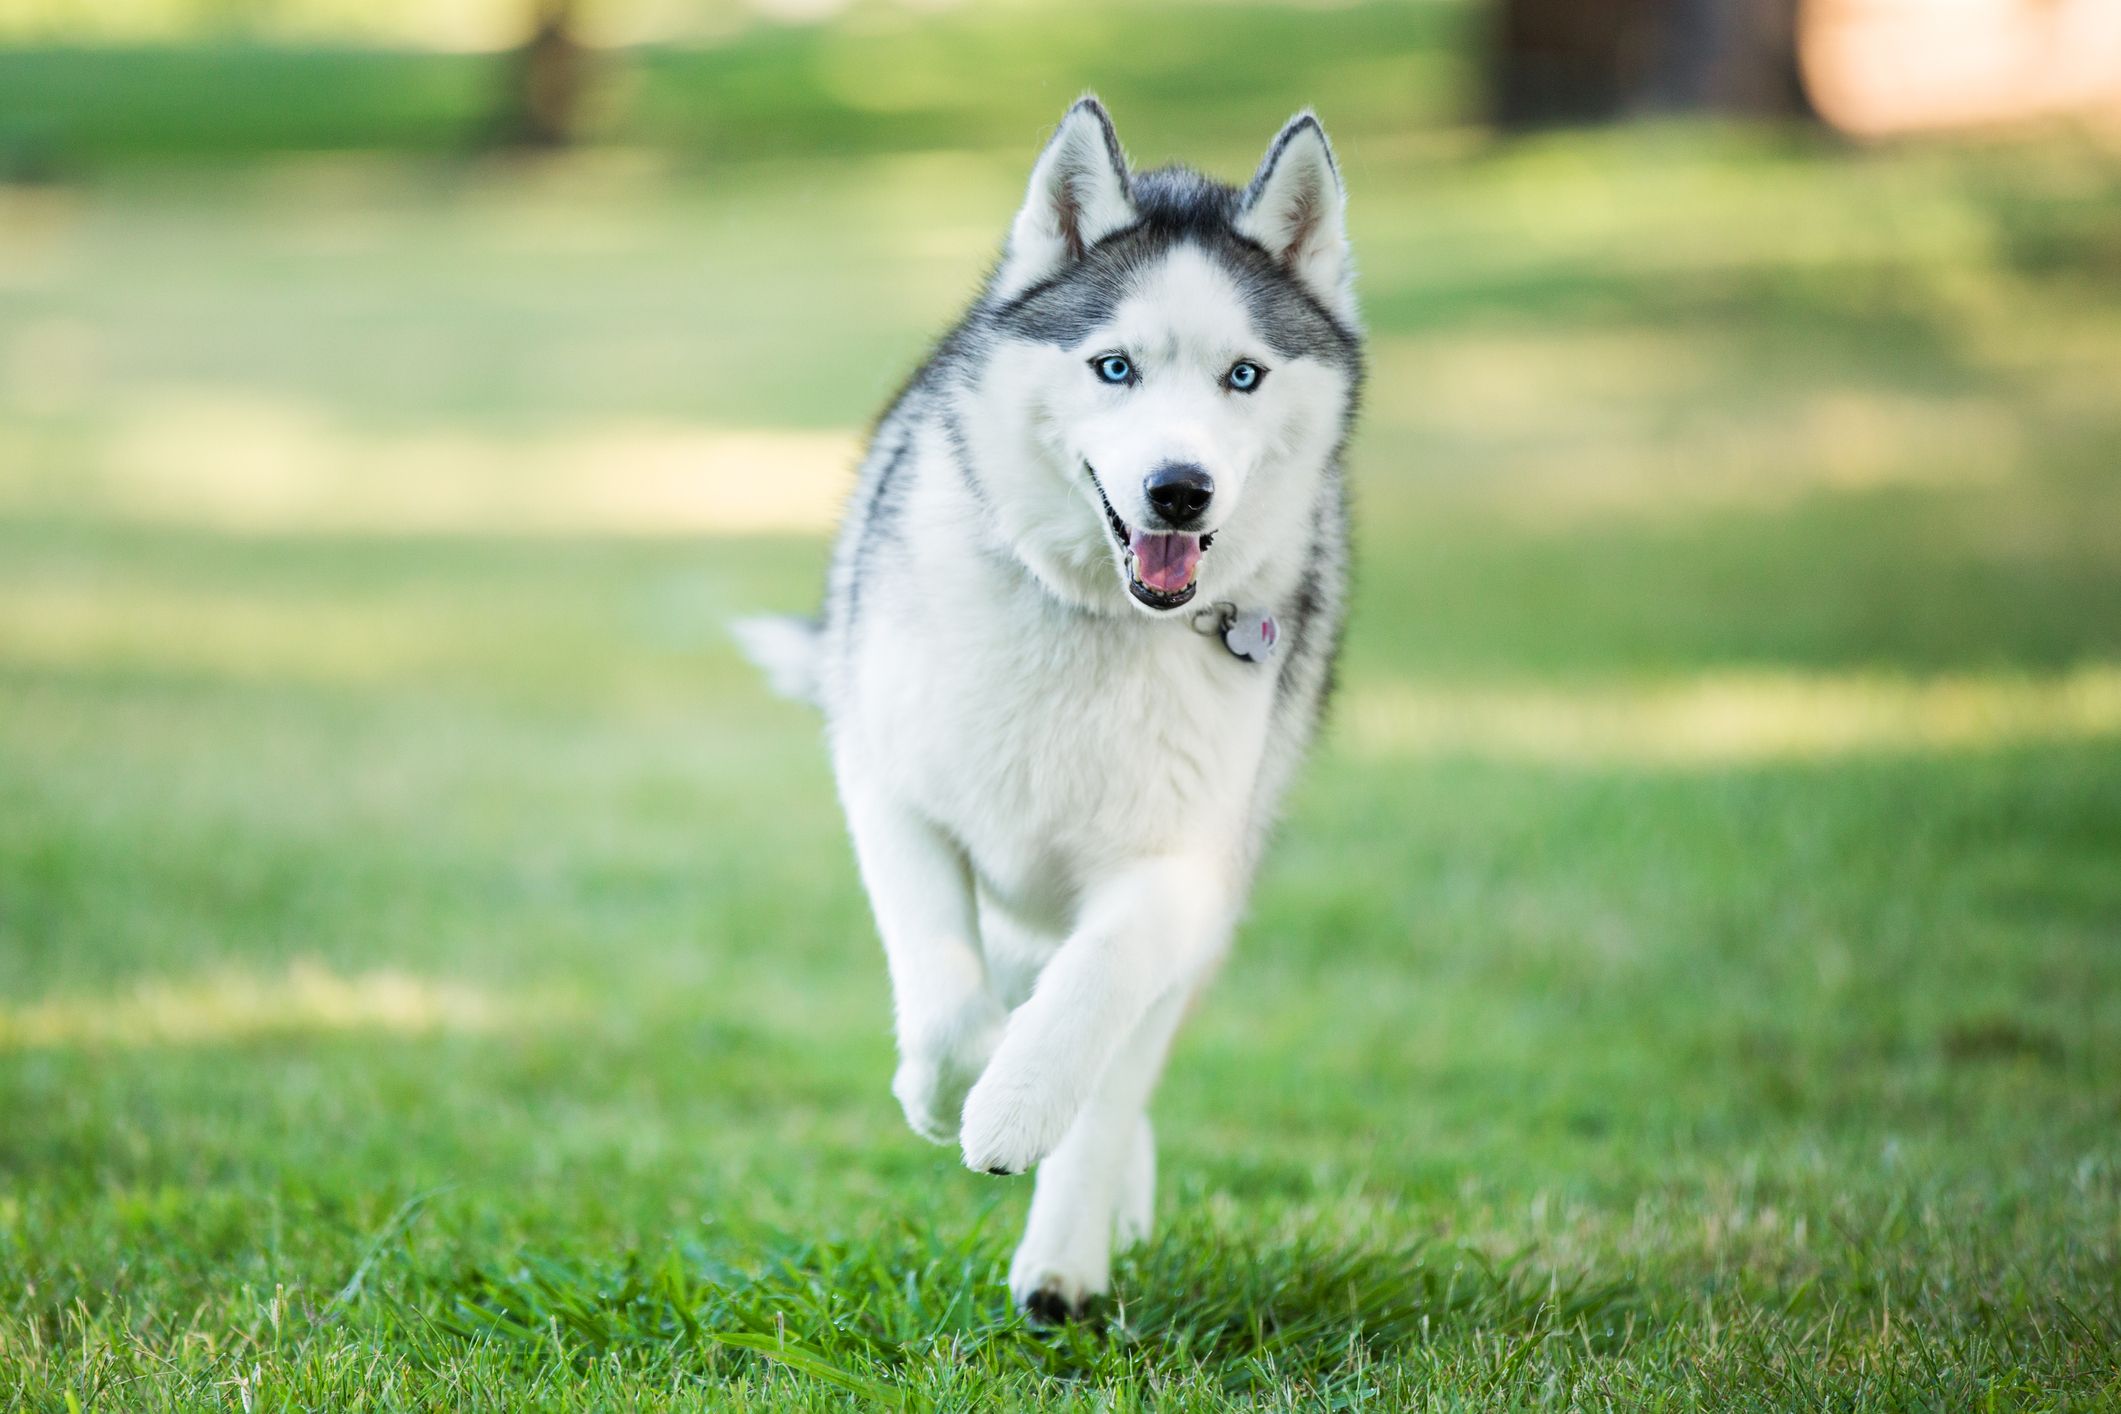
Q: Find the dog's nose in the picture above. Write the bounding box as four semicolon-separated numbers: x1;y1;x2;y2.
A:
1144;463;1214;528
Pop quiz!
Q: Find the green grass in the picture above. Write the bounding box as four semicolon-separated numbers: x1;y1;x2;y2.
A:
3;82;2121;1411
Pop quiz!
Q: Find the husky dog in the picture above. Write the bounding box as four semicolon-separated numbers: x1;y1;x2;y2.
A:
735;97;1361;1320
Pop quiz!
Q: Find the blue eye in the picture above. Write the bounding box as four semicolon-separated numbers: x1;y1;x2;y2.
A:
1093;354;1133;385
1226;360;1264;393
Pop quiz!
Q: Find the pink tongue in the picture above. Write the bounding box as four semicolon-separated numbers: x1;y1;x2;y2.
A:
1129;531;1202;594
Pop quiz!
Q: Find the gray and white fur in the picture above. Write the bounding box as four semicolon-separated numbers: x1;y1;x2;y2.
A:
734;97;1362;1321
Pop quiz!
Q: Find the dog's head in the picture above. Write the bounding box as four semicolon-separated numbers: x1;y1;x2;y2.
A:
960;98;1362;617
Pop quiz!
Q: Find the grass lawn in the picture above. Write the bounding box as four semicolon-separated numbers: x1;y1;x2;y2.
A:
2;113;2120;1407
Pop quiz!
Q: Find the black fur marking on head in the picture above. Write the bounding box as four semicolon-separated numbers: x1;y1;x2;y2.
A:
986;165;1357;368
1131;164;1244;230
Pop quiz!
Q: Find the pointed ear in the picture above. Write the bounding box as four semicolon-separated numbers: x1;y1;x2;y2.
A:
993;97;1134;301
1236;112;1353;324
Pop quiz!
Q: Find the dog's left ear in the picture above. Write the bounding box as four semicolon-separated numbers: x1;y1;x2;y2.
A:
993;97;1135;302
1238;113;1354;325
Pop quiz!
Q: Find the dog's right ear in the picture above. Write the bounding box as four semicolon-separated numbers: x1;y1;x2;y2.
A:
992;97;1134;302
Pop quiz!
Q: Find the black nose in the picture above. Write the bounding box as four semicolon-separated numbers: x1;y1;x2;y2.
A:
1143;462;1214;528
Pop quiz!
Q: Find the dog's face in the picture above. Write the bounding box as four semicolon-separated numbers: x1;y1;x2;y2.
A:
962;100;1361;617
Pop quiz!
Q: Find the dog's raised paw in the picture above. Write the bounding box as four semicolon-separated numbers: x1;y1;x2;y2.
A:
893;1006;1003;1146
958;1068;1075;1175
891;1055;967;1145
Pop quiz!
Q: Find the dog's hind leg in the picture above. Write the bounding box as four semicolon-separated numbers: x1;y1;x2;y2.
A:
841;779;1005;1145
1008;988;1189;1322
1113;1113;1156;1253
974;891;1061;1012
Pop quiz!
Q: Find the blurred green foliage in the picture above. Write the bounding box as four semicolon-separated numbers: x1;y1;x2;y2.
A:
0;4;1471;169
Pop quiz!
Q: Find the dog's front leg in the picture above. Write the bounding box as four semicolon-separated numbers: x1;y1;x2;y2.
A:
842;781;1004;1144
958;854;1227;1176
1007;986;1189;1319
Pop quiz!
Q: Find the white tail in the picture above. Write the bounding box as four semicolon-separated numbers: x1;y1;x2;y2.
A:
730;615;824;707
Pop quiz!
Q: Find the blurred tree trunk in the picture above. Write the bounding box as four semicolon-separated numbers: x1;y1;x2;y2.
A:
497;0;589;149
1487;0;1814;129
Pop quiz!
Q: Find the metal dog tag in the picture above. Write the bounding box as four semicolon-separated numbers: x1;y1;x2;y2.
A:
1222;608;1278;663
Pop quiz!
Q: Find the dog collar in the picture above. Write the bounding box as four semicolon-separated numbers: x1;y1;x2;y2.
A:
1190;601;1278;663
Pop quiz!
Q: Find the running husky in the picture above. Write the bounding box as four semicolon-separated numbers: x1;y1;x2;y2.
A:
735;97;1361;1320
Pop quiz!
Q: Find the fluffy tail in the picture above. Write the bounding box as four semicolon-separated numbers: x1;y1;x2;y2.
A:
730;615;824;707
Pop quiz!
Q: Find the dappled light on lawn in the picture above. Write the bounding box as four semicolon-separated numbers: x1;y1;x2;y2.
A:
4;387;862;537
0;962;575;1051
1343;666;2121;766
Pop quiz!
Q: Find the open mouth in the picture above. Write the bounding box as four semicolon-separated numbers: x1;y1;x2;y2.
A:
1087;465;1212;611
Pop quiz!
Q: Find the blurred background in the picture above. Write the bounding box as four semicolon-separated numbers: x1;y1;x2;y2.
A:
2;0;2120;1402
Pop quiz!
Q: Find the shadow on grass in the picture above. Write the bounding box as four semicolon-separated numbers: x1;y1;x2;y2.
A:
415;1217;1641;1403
1106;1222;1640;1386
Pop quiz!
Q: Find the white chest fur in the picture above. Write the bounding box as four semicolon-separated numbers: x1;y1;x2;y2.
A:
833;549;1277;930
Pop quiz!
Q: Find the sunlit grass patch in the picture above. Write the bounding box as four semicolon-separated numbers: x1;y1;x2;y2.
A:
0;961;571;1051
1341;665;2121;765
1368;332;2026;516
1;387;862;537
